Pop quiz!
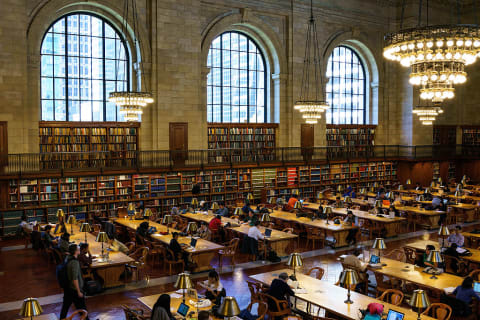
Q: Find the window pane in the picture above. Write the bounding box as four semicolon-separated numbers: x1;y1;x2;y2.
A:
42;100;54;121
54;100;66;121
42;78;53;99
80;101;92;121
42;56;53;77
54;78;66;99
92;101;103;121
68;100;80;121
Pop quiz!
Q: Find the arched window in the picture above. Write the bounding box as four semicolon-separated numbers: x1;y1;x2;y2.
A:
41;13;129;121
326;46;366;124
206;31;267;123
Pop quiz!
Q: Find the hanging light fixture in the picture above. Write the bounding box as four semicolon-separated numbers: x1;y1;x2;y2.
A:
384;0;480;103
294;0;329;124
412;104;443;125
109;0;154;121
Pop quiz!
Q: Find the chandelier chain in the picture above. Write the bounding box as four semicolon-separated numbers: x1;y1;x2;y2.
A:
418;0;423;27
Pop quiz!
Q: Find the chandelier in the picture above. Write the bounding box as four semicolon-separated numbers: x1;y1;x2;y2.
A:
109;0;154;121
383;1;480;103
412;105;444;125
294;0;329;124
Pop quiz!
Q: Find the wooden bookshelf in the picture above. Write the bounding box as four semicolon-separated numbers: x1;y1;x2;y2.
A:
207;123;277;163
462;126;480;145
433;125;456;145
39;122;139;168
326;125;376;158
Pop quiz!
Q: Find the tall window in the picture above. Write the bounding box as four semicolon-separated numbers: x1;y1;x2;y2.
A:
326;46;366;124
207;31;267;123
41;13;129;121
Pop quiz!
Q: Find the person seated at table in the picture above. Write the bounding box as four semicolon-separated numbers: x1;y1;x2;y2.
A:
58;232;71;255
243;211;258;226
420;244;436;267
246;221;265;260
361;303;384;320
136;221;149;243
384;204;400;217
151;293;176;320
16;214;34;238
169;232;191;267
266;272;294;312
109;236;129;254
447;225;465;247
215;202;230;217
431;195;443;209
343;211;358;245
199;200;209;212
344;249;368;291
316;203;325;219
275;197;285;209
343;186;356;198
55;221;67;235
197;222;210;240
444;243;461;273
423;191;433;201
242;200;254;216
42;225;57;247
199;270;225;305
415;182;423;191
284;194;299;211
334;196;343;208
197;311;211;320
78;242;93;270
452;276;480;315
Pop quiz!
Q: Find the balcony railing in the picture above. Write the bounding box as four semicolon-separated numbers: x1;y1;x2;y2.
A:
1;145;479;175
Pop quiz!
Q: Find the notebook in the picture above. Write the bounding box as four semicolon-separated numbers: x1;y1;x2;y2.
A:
386;309;404;320
265;228;272;237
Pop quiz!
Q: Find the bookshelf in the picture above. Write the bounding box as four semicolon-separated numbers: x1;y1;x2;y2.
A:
39;122;139;168
462;126;480;145
433;125;456;145
207;123;277;163
326;125;376;158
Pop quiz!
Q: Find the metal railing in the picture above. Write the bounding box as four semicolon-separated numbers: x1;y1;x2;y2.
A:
2;145;479;175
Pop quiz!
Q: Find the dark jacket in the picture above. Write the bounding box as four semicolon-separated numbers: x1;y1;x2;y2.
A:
266;279;294;310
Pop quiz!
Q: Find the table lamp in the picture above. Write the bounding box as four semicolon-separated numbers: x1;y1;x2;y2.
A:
324;206;333;224
247;193;254;201
409;289;430;320
317;191;324;201
374;200;383;212
454;190;462;204
430;181;437;188
291;189;300;196
406;179;412;186
211;202;219;211
96;231;109;259
386;192;395;201
261;213;271;222
339;269;359;304
287;252;303;280
418;195;425;202
398;185;405;190
174;273;193;304
162;215;173;234
66;215;76;234
19;297;42;320
438;225;450;248
456;183;463;191
343;196;352;206
79;223;92;243
218;296;241;320
372;238;386;263
268;197;276;204
438;177;442;185
144;208;152;219
186;222;198;236
56;209;65;223
337;185;344;193
424;187;431;194
359;188;367;196
461;175;467;185
373;182;379;189
294;201;302;209
426;250;443;279
233;207;242;217
127;203;136;219
191;198;198;211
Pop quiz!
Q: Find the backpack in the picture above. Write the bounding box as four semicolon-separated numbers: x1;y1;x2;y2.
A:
56;259;73;289
267;249;281;263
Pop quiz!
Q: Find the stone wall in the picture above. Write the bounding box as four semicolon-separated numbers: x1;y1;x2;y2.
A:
0;0;479;154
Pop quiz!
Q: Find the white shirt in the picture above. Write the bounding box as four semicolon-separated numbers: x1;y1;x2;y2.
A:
248;226;265;241
20;221;34;231
205;280;223;292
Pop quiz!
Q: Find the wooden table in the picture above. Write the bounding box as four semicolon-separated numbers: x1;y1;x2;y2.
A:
406;239;480;266
269;210;357;247
21;314;58;320
448;203;478;222
330;208;406;238
249;269;435;320
369;258;463;292
69;226;134;288
463;231;480;247
138;290;216;318
394;206;445;228
181;212;298;256
115;218;224;273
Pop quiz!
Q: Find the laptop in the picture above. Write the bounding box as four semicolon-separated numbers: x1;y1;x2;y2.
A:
265;228;272;237
177;302;190;317
474;281;480;293
190;238;197;248
370;255;380;264
386;309;405;320
147;226;157;234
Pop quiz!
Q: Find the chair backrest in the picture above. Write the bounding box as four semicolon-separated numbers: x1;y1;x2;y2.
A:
227;238;240;253
282;227;294;233
378;289;404;306
403;247;417;264
247;301;268;320
422;303;452;320
125;241;135;253
259;292;291;317
306;267;325;280
468;269;480;281
64;309;88;320
122;305;148;320
129;247;149;263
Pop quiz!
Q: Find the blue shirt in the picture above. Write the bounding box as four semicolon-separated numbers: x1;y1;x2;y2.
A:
216;207;229;217
453;286;480;304
242;205;253;214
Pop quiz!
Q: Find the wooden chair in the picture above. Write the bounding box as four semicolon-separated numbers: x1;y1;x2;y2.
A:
443;255;468;276
162;246;185;275
282;227;294;233
122;305;149;320
246;280;264;304
92;224;102;234
62;309;88;320
125;241;136;254
421;303;452;320
403;247;417;264
305;266;325;280
126;247;149;282
378;289;404;306
306;227;325;249
259;292;291;319
218;238;239;270
374;272;392;297
245;301;268;320
384;249;406;262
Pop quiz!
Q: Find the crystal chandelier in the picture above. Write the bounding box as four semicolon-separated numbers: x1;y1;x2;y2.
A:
109;0;154;121
412;105;444;125
383;1;480;103
294;0;329;124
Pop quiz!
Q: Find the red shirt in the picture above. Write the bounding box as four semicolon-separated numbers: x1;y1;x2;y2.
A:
209;217;222;232
285;197;298;211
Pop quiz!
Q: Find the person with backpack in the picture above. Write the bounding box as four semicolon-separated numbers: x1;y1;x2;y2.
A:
59;243;89;320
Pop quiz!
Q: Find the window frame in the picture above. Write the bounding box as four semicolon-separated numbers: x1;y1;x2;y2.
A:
40;12;130;122
206;31;268;123
326;45;367;125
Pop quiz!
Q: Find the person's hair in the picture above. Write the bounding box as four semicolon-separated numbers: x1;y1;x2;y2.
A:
279;272;289;280
208;270;219;286
254;220;260;226
461;276;474;289
450;243;458;249
198;310;210;320
201;221;207;227
45;225;52;232
172;232;179;238
426;244;435;251
456;225;462;231
219;202;224;207
292;194;298;199
68;243;78;256
79;242;89;251
353;248;362;256
216;215;221;220
347;210;353;215
152;293;172;318
61;232;70;241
